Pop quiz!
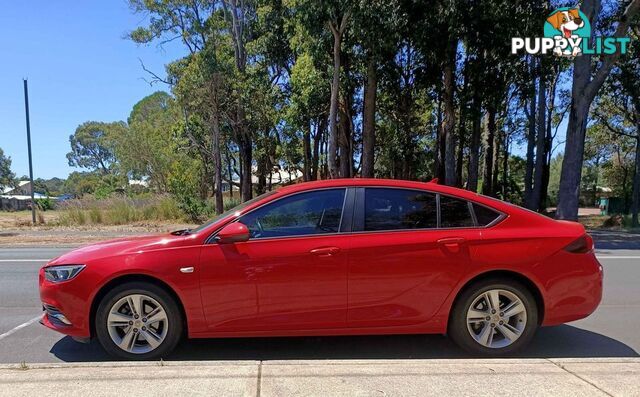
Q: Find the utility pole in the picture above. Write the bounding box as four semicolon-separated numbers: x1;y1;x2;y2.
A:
23;79;36;225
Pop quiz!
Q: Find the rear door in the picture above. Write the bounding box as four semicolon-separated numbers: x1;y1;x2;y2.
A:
346;187;482;327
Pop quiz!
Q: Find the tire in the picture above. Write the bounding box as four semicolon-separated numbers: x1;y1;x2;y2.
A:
448;277;538;356
95;281;183;360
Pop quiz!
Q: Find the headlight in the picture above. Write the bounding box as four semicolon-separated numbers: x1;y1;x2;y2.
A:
44;265;85;282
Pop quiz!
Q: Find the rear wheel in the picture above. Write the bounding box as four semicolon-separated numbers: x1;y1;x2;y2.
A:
95;282;182;360
448;278;538;356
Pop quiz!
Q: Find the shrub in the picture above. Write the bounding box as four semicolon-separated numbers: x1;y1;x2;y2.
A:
55;195;186;226
35;197;55;211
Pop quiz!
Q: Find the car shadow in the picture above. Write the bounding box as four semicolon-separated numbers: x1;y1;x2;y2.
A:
50;324;638;362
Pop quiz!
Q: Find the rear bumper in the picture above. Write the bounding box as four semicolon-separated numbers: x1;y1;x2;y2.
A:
539;250;603;326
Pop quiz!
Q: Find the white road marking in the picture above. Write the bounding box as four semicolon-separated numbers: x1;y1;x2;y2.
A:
597;256;640;259
0;316;41;341
0;259;50;262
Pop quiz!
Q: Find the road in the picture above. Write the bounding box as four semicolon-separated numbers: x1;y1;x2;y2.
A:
0;231;638;363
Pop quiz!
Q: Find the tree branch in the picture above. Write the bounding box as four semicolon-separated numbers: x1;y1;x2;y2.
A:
585;0;640;101
138;58;170;86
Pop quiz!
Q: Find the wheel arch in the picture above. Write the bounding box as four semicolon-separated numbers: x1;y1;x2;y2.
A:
89;274;188;338
447;269;545;329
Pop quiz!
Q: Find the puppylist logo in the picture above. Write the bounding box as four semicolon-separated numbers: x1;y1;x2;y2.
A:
512;6;631;56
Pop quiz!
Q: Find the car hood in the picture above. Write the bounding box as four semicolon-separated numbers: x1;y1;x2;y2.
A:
47;233;198;266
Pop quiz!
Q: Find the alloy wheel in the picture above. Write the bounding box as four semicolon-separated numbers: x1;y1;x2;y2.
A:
106;294;169;354
466;289;527;349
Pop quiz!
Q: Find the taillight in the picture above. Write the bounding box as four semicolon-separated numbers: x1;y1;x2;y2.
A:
564;234;594;254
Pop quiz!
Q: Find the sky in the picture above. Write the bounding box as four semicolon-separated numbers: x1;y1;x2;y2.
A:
0;1;185;179
0;2;568;181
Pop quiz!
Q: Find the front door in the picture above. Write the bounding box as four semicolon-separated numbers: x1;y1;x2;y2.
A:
199;188;350;331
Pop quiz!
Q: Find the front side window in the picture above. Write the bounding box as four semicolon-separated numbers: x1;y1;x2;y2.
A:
440;195;474;228
364;188;437;231
239;189;345;239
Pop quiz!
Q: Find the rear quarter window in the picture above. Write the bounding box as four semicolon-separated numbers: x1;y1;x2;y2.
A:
472;203;502;226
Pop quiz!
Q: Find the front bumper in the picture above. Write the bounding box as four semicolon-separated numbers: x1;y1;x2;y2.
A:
39;268;92;338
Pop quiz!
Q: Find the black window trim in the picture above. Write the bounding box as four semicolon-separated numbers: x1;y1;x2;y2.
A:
207;187;351;243
351;186;506;234
204;185;507;243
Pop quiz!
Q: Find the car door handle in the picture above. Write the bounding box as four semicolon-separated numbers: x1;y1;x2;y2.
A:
310;247;341;257
437;237;466;247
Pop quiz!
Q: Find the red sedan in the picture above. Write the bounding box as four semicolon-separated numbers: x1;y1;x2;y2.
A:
39;178;603;359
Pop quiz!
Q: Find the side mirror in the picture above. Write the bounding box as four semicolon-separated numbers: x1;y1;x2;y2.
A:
215;222;250;244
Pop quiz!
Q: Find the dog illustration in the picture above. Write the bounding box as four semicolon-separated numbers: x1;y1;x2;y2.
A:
546;8;585;56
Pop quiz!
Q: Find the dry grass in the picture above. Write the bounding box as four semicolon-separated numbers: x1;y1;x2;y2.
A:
0;210;64;228
0;196;197;246
54;195;184;226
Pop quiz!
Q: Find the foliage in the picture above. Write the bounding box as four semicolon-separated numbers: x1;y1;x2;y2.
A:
167;158;208;223
112;92;182;191
0;148;16;191
52;0;640;225
0;148;15;191
66;121;125;174
35;197;55;211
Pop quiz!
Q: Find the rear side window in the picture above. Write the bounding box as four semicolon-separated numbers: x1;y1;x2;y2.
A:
364;188;437;231
473;203;501;226
440;196;474;228
239;189;345;238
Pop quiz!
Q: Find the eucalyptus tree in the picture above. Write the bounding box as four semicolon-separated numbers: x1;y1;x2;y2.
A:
112;92;181;192
66;121;125;175
556;0;640;220
594;28;640;226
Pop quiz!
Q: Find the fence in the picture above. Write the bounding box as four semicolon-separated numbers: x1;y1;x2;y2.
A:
0;197;30;211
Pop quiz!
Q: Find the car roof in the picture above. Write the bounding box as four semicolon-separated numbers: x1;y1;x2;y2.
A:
273;178;558;227
278;178;498;205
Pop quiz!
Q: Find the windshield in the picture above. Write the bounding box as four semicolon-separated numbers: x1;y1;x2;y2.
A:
190;190;280;234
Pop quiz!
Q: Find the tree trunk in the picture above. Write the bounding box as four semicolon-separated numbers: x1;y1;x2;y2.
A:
557;100;589;220
482;106;496;196
237;118;253;202
531;75;547;211
303;118;312;181
502;133;509;199
456;52;469;188
524;61;537;208
312;116;325;181
541;68;558;211
327;14;350;179
467;92;481;192
443;38;458;186
435;97;446;181
211;77;224;215
456;114;465;188
339;89;354;178
361;55;377;178
225;146;234;199
492;127;501;195
256;155;267;195
632;134;640;227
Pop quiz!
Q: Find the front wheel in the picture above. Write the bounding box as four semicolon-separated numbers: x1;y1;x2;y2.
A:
95;282;183;360
448;278;538;356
